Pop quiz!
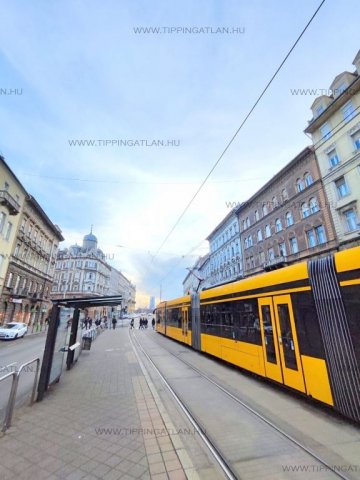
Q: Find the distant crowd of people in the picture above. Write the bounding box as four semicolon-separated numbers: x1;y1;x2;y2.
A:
129;316;155;330
65;314;156;331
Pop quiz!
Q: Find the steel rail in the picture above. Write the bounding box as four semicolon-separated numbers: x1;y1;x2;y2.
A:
129;330;238;480
140;331;353;480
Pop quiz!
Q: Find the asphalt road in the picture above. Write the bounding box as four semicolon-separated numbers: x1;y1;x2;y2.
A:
0;332;47;418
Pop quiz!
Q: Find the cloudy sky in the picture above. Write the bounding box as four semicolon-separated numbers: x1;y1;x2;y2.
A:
0;0;359;307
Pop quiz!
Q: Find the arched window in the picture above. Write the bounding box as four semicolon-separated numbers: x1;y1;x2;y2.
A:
246;217;250;228
309;197;319;213
286;211;294;226
255;210;259;221
265;224;271;238
305;172;313;187
296;178;305;192
257;229;263;242
281;188;288;201
262;203;268;216
272;196;278;209
248;235;253;247
242;220;246;231
275;218;282;232
302;202;310;218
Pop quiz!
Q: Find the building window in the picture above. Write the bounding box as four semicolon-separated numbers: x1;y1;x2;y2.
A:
320;122;331;140
301;202;310;218
259;251;265;264
342;101;356;122
315;105;324;117
262;203;268;216
272;196;278;209
352;131;360;150
296;178;305;192
257;229;263;242
246;217;250;228
0;212;6;233
289;237;299;254
304;173;313;187
267;248;275;261
5;221;12;240
14;243;21;256
248;235;253;247
255;210;259;221
335;176;349;198
281;188;288;202
286;212;294;227
275;218;282;232
306;229;316;248
327;149;339;167
309;197;319;214
315;225;326;244
343;209;358;232
279;242;287;257
6;272;13;288
265;225;271;238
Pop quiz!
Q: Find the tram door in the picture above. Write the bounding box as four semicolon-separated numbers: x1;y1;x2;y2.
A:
181;307;189;343
259;295;305;393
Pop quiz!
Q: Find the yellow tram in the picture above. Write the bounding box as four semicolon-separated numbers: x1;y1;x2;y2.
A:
156;246;360;423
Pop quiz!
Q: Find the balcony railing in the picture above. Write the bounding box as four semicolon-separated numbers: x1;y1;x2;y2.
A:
0;190;21;215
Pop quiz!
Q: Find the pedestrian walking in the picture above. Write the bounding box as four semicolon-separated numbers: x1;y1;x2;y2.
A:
89;317;93;329
152;318;155;330
112;317;117;330
84;317;89;330
130;318;134;330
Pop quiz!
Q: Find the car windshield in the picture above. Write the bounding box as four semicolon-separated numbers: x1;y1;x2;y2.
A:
4;324;19;329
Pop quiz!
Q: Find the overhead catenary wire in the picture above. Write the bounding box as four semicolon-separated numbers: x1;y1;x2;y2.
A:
151;0;327;261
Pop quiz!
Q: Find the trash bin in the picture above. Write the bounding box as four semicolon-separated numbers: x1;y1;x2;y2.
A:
82;337;92;350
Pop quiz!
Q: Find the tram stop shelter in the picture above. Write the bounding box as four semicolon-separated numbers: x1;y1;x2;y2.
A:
37;295;122;401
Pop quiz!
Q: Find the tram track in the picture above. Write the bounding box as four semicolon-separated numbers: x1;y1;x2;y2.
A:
131;329;354;480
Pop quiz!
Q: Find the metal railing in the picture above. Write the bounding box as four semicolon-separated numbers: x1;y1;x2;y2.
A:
1;357;40;433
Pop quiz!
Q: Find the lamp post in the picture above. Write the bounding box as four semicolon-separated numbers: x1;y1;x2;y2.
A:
186;268;204;293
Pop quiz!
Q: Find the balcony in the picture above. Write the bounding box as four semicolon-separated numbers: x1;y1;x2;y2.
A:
263;256;288;271
0;190;21;215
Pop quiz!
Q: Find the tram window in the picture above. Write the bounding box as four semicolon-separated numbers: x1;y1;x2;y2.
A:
342;286;360;372
233;299;262;345
167;307;182;328
291;292;325;359
277;304;298;370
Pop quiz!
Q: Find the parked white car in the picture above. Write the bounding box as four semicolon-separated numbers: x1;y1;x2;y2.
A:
0;322;28;340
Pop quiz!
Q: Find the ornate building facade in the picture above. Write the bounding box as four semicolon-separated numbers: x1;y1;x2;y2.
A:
51;230;136;316
304;49;360;248
206;210;242;287
236;146;337;277
1;195;64;326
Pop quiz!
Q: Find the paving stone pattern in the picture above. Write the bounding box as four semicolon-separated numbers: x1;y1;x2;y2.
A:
0;328;189;480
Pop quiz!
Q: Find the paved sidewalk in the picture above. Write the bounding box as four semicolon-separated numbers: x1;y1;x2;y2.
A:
0;327;191;480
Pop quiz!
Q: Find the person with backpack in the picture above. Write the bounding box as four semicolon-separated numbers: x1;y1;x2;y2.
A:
112;317;117;330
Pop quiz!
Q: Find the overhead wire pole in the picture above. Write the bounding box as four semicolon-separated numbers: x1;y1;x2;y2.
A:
151;0;326;262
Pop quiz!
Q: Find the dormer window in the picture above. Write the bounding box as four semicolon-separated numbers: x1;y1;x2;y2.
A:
333;82;347;97
315;105;324;117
